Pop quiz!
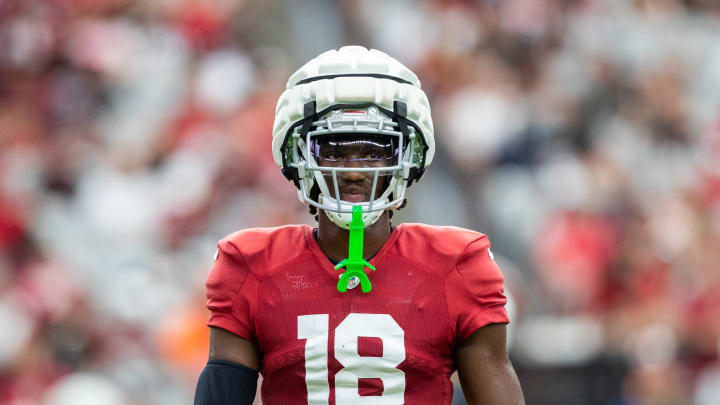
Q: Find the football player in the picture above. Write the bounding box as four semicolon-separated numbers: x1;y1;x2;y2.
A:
194;46;525;405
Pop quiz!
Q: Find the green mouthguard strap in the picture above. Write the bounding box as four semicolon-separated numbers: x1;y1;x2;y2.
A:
334;205;375;293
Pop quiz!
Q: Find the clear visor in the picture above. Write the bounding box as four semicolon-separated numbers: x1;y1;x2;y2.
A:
288;107;419;214
309;134;400;166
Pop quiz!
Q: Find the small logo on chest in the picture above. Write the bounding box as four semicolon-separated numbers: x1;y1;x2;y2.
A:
347;276;361;290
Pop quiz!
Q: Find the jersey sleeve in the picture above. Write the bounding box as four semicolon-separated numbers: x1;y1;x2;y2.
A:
205;238;258;341
446;235;509;343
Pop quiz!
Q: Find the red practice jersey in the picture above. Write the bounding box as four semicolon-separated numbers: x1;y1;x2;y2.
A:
206;223;509;405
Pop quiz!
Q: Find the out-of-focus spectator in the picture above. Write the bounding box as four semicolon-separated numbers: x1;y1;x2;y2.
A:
1;0;719;403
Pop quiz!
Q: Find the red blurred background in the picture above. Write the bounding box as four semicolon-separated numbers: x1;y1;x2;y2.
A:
1;0;719;404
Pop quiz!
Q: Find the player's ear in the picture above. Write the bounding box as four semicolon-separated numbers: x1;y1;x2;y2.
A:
397;198;407;211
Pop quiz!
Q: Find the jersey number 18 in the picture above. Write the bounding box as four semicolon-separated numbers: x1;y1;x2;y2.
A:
298;313;406;404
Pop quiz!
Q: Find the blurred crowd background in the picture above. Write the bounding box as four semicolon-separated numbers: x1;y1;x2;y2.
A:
1;0;720;404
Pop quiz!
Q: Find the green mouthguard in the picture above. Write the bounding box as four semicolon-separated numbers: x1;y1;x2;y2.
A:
334;205;375;293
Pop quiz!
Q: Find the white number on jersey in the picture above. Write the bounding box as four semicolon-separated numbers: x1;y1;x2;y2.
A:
297;313;406;404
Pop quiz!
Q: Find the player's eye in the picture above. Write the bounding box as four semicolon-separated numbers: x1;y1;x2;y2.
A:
362;146;393;163
322;150;343;161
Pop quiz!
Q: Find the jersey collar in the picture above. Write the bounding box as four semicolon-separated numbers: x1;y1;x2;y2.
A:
304;223;403;282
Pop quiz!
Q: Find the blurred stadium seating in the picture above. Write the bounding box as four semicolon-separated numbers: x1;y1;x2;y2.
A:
1;0;719;404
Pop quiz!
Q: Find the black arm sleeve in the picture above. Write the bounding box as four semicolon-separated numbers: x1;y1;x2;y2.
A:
193;360;259;405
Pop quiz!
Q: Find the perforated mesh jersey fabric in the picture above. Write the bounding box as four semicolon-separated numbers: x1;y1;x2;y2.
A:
256;253;453;405
205;224;509;404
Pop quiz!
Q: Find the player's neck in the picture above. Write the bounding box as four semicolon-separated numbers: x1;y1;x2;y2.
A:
316;211;392;264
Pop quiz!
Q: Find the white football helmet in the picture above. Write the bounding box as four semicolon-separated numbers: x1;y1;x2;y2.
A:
272;46;435;229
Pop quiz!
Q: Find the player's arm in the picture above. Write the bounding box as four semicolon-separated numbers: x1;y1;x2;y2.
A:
208;326;260;368
194;327;260;405
456;323;524;405
450;235;524;404
195;238;260;405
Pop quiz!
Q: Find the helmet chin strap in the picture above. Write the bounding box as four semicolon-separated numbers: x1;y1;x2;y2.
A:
322;200;387;229
317;175;400;230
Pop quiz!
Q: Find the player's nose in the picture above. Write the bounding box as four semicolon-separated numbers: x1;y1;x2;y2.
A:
339;158;368;181
340;169;366;182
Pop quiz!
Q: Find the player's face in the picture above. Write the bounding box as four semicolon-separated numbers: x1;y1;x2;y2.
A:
311;134;397;203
